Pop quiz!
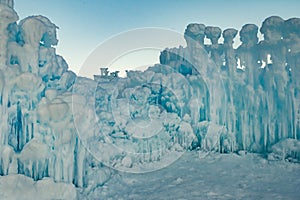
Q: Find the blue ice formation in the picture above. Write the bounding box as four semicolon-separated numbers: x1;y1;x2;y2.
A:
0;0;299;193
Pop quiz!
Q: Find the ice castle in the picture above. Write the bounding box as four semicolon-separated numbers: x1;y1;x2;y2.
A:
0;0;299;195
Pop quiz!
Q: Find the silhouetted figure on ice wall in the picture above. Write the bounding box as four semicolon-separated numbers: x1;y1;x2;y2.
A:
160;16;300;151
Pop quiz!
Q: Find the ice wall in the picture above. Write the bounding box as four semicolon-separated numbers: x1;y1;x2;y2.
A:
0;0;299;191
0;2;102;188
159;16;300;153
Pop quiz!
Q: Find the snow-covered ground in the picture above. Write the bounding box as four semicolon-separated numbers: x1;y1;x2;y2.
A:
80;151;300;200
1;151;299;199
0;174;77;200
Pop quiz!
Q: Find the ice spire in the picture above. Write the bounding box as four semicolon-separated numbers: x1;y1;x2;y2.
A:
0;0;18;67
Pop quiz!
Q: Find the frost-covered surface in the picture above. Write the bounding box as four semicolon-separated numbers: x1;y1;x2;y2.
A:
0;1;105;189
0;0;300;199
79;151;300;200
269;138;300;162
86;16;300;173
0;174;77;200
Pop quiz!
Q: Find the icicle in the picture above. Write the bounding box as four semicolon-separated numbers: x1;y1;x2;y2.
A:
16;102;23;152
54;153;62;182
73;138;86;187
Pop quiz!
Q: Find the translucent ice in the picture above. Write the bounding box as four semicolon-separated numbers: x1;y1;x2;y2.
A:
0;2;300;198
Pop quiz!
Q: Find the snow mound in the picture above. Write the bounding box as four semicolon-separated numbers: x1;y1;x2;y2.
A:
269;139;300;162
0;174;77;200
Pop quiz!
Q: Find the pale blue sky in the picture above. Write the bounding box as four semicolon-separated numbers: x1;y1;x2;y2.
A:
14;0;300;76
